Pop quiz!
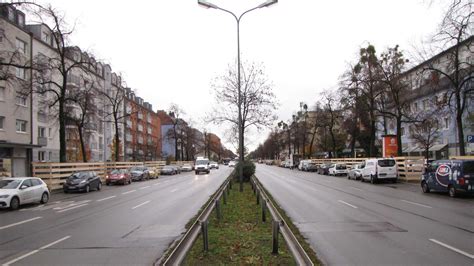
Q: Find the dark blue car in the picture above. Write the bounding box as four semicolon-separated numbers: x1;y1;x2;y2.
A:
421;160;474;197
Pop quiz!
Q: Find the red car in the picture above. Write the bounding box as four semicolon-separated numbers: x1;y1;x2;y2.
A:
106;169;132;185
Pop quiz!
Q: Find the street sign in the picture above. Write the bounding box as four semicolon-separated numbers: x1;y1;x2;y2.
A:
468;135;474;143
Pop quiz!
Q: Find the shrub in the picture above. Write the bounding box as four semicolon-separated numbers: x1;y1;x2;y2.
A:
233;160;255;182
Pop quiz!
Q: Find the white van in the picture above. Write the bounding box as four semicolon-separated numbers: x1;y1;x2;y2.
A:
361;158;397;184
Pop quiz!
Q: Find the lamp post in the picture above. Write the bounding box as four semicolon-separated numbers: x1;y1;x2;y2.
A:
198;0;277;192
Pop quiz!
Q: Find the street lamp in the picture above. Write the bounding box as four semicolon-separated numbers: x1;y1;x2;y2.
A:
198;0;277;192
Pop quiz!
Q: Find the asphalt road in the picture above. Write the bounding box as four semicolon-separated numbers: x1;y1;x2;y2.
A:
0;167;232;266
256;164;474;266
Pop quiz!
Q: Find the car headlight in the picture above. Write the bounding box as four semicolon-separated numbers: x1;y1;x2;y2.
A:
0;195;9;198
80;180;87;184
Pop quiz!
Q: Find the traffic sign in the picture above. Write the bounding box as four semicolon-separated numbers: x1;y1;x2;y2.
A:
468;135;474;143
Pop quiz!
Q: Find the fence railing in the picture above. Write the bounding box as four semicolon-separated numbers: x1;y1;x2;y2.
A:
32;161;166;191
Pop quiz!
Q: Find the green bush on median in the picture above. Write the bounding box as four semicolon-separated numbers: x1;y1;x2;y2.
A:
233;160;256;182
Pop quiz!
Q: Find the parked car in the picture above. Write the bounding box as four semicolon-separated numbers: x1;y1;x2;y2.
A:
106;169;131;185
279;161;285;167
298;160;310;171
129;166;150;181
318;164;332;175
348;164;364;180
305;162;319;172
0;177;50;210
195;158;210;174
148;167;160;179
361;158;397;184
170;165;181;174
181;164;193;172
421;159;474;197
329;164;348;176
229;160;237;167
209;161;219;169
161;166;177;175
63;171;102;193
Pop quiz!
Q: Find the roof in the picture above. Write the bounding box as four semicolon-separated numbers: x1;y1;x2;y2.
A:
1;177;39;180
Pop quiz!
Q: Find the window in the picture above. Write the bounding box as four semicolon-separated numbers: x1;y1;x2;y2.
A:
16;38;26;54
16;119;27;133
15;93;27;106
99;137;103;150
38;127;46;138
31;179;42;186
0;116;4;130
413;102;418;112
15;67;25;79
444;117;450;129
38;151;45;161
0;87;4;101
400;127;405;136
49;151;53;161
48;128;52;138
423;99;429;110
21;179;32;188
42;32;50;44
17;13;24;26
7;7;15;21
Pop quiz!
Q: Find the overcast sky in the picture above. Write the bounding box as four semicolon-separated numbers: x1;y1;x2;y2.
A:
40;0;446;152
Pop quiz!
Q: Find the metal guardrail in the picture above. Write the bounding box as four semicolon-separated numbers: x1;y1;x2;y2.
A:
251;176;314;266
159;175;232;266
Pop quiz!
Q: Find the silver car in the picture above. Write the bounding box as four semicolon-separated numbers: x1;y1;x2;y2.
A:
348;164;364;180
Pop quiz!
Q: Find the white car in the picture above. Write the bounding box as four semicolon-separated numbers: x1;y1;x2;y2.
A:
229;160;237;167
195;158;210;174
0;177;50;210
181;164;193;172
361;158;398;184
209;161;219;169
328;164;348;176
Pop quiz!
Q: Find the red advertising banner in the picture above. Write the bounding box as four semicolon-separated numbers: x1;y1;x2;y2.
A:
382;135;398;157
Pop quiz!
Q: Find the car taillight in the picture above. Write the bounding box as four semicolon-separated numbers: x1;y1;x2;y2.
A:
458;178;465;185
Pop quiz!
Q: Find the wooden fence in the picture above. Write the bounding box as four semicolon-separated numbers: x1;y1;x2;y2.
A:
32;161;167;191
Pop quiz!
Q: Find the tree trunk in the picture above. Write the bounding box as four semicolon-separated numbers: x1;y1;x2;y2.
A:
114;113;120;162
329;126;337;158
396;116;403;156
78;126;87;162
59;97;67;162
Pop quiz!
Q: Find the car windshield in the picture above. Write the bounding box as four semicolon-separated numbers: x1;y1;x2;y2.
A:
110;170;121;174
378;160;396;167
196;160;209;165
0;179;21;189
463;161;474;174
70;172;88;179
336;165;347;170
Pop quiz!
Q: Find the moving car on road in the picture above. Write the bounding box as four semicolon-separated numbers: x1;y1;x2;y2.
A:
130;166;150;181
329;164;348;176
181;164;193;172
421;159;474;197
361;158;397;184
106;169;131;185
0;177;50;210
209;161;219;169
63;171;102;193
195;158;210;174
348;164;364;180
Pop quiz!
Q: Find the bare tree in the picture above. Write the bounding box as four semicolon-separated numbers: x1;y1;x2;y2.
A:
167;103;185;161
411;118;441;161
208;61;277;152
319;91;346;158
422;0;473;155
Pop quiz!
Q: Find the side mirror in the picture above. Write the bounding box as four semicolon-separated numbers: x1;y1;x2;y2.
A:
20;185;28;190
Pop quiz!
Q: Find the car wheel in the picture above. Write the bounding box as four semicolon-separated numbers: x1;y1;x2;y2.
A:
448;185;456;198
106;182;110;186
10;197;20;210
85;185;90;193
195;171;199;175
40;192;49;204
97;182;102;191
421;181;430;193
348;175;351;180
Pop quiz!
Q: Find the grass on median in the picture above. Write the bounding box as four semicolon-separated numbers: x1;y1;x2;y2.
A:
184;180;296;265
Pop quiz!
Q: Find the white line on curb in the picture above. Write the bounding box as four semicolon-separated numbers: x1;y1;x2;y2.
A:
2;235;70;266
429;239;474;259
97;196;116;202
338;200;358;209
132;201;150;210
401;200;432;208
122;190;136;195
0;217;42;230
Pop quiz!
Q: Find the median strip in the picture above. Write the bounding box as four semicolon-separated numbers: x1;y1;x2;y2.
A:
0;217;42;230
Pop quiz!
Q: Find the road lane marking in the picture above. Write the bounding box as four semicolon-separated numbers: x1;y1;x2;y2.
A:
338;200;358;209
170;189;178;193
53;200;90;210
139;186;150;190
349;186;363;191
2;235;71;266
0;217;42;230
132;201;150;210
401;200;432;209
96;196;116;202
429;239;474;259
56;203;88;213
153;183;160;186
122;190;136;195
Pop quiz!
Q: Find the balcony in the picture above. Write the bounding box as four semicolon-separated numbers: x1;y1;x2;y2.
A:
38;137;47;146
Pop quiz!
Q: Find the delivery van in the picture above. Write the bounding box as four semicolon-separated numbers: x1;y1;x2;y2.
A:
421;160;474;197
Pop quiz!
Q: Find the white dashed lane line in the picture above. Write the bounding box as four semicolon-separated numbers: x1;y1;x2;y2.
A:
401;200;432;208
429;239;474;259
122;190;136;195
0;217;42;230
56;203;88;213
96;196;116;202
338;200;358;209
139;186;150;190
131;201;150;210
